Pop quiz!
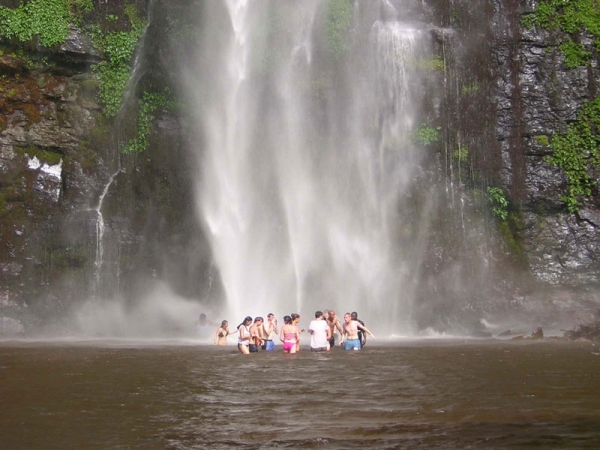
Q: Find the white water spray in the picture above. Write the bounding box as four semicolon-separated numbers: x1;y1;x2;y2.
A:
187;1;433;333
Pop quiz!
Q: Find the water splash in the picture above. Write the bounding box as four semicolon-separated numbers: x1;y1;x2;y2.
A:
187;1;433;333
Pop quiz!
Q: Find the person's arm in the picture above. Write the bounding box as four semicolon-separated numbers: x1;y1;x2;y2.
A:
335;318;343;334
340;325;346;345
213;328;220;345
357;324;375;338
326;323;332;340
279;326;285;342
295;328;300;343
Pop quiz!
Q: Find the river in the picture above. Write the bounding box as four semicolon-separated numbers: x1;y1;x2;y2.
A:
1;340;599;449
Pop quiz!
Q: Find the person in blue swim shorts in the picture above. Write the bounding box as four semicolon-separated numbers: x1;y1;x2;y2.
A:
340;312;374;350
262;313;278;351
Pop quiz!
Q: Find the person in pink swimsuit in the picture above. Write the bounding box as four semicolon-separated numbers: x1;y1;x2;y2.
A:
279;315;300;354
291;313;304;352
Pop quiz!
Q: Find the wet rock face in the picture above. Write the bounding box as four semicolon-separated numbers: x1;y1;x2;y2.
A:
488;0;600;286
0;31;105;336
0;0;219;336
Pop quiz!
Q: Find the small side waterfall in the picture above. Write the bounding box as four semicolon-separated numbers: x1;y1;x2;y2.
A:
92;166;120;294
187;0;437;333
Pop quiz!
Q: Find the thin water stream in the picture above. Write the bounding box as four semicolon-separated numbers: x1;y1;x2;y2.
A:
1;340;599;449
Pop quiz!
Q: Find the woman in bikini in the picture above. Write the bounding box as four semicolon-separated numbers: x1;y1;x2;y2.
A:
237;316;253;354
279;315;300;354
213;320;234;345
291;313;305;352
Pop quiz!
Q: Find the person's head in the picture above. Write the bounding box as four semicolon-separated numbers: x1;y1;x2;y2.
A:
283;315;292;325
344;313;352;323
221;320;228;328
328;310;336;319
254;316;264;324
291;313;300;323
238;316;252;329
314;310;323;319
351;312;358;321
199;313;207;324
267;313;275;322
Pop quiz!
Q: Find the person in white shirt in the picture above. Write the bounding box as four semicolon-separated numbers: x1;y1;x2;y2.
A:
308;311;331;352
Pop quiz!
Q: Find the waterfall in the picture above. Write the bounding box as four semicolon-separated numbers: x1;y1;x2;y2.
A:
187;0;433;334
91;163;124;296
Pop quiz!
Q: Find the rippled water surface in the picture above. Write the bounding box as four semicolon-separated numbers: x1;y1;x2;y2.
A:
1;340;599;449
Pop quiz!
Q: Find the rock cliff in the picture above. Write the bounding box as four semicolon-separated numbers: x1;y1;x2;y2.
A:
0;0;598;336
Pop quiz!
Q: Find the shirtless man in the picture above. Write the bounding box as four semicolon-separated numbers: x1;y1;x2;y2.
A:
326;310;342;349
340;312;374;350
262;313;278;351
249;317;265;352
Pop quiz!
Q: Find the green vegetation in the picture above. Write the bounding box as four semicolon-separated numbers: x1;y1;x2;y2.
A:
412;124;441;146
71;0;93;13
0;1;144;119
123;91;176;154
498;214;525;256
559;40;591;68
452;145;469;162
411;57;445;72
524;1;600;212
15;145;62;165
0;0;71;47
92;62;131;118
461;83;479;95
325;0;353;59
91;4;144;118
487;186;509;221
523;0;600;67
545;95;600;212
534;134;550;146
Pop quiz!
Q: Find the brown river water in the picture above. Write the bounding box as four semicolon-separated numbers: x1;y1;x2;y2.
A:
1;339;599;449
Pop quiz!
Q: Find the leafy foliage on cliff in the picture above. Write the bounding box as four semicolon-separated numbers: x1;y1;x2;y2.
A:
523;0;600;67
546;96;600;212
524;0;600;212
0;0;145;119
0;0;71;47
487;187;509;221
123;91;176;154
90;3;144;118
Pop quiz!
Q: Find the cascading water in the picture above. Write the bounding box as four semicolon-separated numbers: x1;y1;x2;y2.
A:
186;0;436;334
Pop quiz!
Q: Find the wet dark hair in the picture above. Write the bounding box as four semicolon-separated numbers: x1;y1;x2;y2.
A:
291;313;300;321
254;316;264;323
221;320;228;327
315;310;323;318
237;316;253;329
267;313;274;318
283;315;292;325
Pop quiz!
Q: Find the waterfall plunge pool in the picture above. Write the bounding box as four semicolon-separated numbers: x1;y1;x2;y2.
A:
1;340;599;449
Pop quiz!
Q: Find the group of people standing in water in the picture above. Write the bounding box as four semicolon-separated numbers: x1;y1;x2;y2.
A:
208;310;374;354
